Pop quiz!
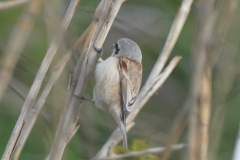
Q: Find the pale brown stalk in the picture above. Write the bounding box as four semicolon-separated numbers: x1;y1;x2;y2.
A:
161;0;238;159
188;1;217;159
209;49;238;160
209;0;239;160
0;0;30;11
0;0;43;105
200;68;211;160
199;0;238;160
146;0;193;84
1;0;79;159
207;4;239;159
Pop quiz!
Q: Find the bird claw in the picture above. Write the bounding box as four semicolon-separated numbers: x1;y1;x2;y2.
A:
94;45;104;58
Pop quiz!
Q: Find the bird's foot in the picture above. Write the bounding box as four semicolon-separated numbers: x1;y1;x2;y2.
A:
93;45;104;58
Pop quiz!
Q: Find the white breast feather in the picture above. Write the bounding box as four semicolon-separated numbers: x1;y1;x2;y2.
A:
95;56;120;87
94;56;120;111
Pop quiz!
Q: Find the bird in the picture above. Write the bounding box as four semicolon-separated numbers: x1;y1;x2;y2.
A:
93;38;142;149
77;38;142;149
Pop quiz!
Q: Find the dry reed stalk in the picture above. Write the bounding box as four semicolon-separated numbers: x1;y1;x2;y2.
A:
188;1;217;159
208;0;238;147
48;0;124;159
208;50;238;160
0;0;43;104
161;0;238;159
10;25;90;160
200;68;211;160
94;0;193;158
160;1;215;160
0;0;30;11
1;0;79;159
146;0;194;84
199;0;238;159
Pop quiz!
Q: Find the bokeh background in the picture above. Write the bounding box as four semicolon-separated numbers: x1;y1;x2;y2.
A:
0;0;240;159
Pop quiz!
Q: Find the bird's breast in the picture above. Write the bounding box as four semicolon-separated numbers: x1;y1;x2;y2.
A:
93;56;121;112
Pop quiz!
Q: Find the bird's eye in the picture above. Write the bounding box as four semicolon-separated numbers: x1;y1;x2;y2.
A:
115;43;120;54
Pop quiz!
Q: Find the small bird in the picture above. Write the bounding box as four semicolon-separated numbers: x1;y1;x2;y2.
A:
77;38;142;149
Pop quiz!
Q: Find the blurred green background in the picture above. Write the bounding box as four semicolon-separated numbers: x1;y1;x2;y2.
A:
0;0;240;159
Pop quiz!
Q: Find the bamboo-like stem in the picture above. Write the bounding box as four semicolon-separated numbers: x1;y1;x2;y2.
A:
207;1;238;159
93;144;185;160
10;25;90;160
94;56;181;158
0;0;43;105
0;0;30;11
1;1;79;159
48;0;124;159
161;0;238;159
200;68;211;160
146;0;193;84
188;1;216;159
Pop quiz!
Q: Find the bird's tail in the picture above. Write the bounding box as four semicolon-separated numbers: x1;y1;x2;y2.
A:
119;121;128;149
110;108;128;149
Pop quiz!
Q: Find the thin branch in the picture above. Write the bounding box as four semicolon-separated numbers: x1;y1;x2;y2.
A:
1;1;79;159
200;68;211;160
0;0;43;105
93;144;185;160
209;47;238;160
10;25;90;160
188;0;217;160
185;1;217;156
162;0;236;160
146;0;193;83
208;0;239;158
0;0;30;11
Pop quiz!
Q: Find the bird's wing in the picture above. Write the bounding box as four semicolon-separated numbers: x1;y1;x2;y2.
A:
119;57;142;124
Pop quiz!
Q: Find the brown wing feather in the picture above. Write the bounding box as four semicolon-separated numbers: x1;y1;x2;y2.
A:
119;57;142;124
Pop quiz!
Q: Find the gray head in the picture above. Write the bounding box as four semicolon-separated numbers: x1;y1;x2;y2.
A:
112;38;142;63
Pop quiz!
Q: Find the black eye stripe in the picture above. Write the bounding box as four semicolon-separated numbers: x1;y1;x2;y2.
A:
115;43;120;54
